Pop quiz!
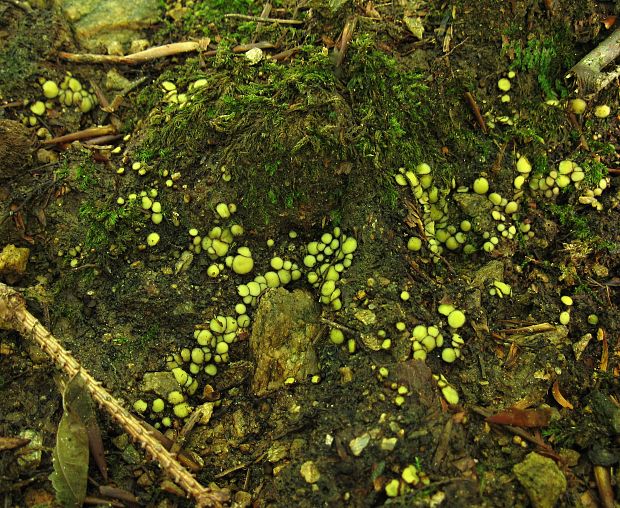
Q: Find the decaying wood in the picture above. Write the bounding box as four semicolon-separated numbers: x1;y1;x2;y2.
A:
496;323;555;335
594;465;615;508
42;125;117;146
0;283;228;508
58;39;211;65
567;27;620;94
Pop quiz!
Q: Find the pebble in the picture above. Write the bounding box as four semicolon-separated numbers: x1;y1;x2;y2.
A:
349;432;371;456
300;460;321;483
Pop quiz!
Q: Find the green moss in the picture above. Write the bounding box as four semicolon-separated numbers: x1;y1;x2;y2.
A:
75;163;97;192
0;12;54;97
140;36;433;225
345;34;430;171
578;159;608;188
503;30;574;100
547;203;591;240
78;199;143;265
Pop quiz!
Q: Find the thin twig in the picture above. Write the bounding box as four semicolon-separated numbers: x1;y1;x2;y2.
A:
100;76;148;114
594;465;615;508
83;134;124;146
335;17;357;68
252;3;273;43
42;125;116;146
171;404;207;455
201;41;277;58
496;323;555;335
58;39;211;65
0;283;229;508
0;100;25;109
271;46;301;62
224;13;303;25
319;317;361;338
464;92;487;133
566;110;589;150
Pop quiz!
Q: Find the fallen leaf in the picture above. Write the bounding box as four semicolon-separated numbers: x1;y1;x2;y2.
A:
602;15;616;30
552;381;574;410
49;408;89;507
403;16;424;39
598;328;608;372
486;407;553;428
64;375;108;481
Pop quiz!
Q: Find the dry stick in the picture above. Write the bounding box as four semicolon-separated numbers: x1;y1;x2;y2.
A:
223;13;303;25
42;125;116;146
496;323;555;335
464;92;487;133
59;39;211;65
252;3;273;43
271;46;301;62
335;17;357;68
567;27;620;93
201;41;277;58
0;283;228;508
83;134;124;146
566;110;589;151
594;465;615;508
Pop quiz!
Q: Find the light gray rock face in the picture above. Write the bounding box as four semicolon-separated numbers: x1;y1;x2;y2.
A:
250;288;321;396
56;0;161;52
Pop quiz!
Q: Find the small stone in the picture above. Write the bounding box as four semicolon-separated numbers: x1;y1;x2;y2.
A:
140;371;181;397
250;289;320;396
233;491;253;507
16;430;42;468
349;432;371;456
0;244;30;277
380;437;398;451
354;309;376;325
513;452;567;508
245;47;263;65
300;460;320;483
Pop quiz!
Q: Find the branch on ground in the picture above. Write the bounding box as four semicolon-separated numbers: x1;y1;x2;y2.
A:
0;283;229;508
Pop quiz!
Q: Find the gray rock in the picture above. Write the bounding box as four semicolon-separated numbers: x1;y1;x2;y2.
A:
513;452;567;508
140;371;181;397
471;260;504;289
453;192;495;233
56;0;161;52
250;288;320;396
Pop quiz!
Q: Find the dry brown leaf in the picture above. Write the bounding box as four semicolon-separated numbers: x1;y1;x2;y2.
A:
0;436;30;451
598;328;608;372
486;407;553;428
552;381;574;410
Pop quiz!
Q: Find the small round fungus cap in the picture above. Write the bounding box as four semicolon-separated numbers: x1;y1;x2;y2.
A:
447;309;466;329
